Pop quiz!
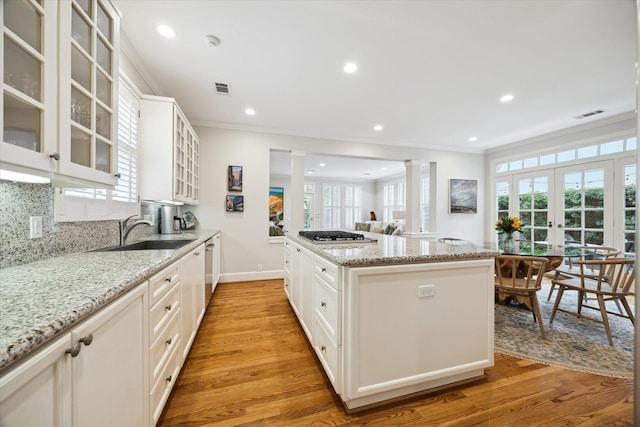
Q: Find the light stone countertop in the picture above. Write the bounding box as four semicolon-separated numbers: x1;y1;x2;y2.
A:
288;232;499;267
0;230;218;373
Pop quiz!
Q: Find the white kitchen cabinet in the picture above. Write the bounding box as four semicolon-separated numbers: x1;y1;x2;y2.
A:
287;239;314;342
180;243;206;360
0;334;72;427
139;95;200;205
0;281;148;427
212;232;221;288
1;0;121;186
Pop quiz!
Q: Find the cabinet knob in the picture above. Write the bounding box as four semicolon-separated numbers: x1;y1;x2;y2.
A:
297;248;301;252
195;252;200;256
321;301;326;308
321;345;326;352
80;333;93;346
50;152;60;161
166;375;173;383
165;277;172;283
165;304;172;311
166;338;172;345
66;342;82;357
321;267;327;273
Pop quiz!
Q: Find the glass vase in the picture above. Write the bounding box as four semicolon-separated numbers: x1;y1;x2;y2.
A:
502;233;518;254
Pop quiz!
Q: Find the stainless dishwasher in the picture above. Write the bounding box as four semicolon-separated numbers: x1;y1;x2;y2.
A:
204;237;214;305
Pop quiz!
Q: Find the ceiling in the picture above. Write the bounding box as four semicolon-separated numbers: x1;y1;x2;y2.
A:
115;0;636;178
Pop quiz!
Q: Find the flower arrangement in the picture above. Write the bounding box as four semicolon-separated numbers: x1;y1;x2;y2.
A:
494;216;523;234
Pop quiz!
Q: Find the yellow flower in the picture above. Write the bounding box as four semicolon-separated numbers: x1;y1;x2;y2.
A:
494;216;523;234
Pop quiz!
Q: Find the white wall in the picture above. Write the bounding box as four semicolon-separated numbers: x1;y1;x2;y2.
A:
192;127;486;281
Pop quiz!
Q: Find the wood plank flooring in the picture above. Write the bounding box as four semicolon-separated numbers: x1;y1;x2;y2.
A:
158;280;634;426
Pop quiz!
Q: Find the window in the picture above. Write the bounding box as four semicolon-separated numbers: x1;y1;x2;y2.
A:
383;181;405;222
322;183;362;229
54;79;139;221
420;170;430;232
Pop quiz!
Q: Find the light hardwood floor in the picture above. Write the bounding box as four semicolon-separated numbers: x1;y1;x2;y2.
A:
158;279;634;426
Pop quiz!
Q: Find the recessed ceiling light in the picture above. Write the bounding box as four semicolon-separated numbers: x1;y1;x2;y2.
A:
374;124;383;131
319;163;326;167
245;108;255;116
307;170;314;174
344;62;358;73
157;25;176;38
381;167;387;171
468;136;478;142
500;94;514;103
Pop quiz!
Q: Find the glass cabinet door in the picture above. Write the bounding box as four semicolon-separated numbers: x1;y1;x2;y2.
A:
1;0;56;172
58;0;119;185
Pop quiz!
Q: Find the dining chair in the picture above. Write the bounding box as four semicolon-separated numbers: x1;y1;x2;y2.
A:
547;245;621;301
494;255;549;338
549;257;635;346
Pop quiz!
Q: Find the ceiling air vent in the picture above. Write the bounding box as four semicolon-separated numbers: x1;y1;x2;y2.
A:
215;82;230;95
575;109;604;119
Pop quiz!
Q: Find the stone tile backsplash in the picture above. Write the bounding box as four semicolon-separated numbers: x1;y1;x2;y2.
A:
1;182;116;269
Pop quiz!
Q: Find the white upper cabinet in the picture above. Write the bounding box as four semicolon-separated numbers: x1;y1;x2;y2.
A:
1;0;120;187
139;95;200;205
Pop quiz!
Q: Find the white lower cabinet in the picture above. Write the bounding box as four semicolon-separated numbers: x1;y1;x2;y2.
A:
180;243;206;360
0;282;148;427
288;240;314;341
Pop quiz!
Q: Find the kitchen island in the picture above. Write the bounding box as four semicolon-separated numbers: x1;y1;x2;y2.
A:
284;232;498;412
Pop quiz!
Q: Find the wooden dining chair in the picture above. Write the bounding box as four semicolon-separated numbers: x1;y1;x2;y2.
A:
547;245;621;301
494;255;549;338
549;257;635;346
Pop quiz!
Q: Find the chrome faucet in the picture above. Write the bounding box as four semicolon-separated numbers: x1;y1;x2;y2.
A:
119;214;154;246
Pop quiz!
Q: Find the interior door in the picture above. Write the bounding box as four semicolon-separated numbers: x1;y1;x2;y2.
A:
554;161;614;247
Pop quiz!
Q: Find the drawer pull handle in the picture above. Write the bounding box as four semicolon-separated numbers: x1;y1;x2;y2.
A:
165;277;172;283
321;267;327;273
321;301;326;308
297;248;301;252
321;345;326;352
166;375;172;383
166;338;172;345
195;252;200;256
66;343;81;357
165;304;172;311
79;333;93;346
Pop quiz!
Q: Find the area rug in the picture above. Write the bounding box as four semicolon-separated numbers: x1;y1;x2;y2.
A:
494;283;634;378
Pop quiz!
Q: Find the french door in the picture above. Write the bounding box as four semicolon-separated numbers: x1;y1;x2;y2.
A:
495;160;615;249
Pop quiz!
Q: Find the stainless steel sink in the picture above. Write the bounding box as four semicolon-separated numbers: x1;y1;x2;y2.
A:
92;239;195;252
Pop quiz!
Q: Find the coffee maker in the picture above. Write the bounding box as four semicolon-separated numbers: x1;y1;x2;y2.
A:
159;205;185;234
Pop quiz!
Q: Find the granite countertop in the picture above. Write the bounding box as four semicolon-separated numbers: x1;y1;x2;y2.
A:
289;232;499;267
0;230;219;373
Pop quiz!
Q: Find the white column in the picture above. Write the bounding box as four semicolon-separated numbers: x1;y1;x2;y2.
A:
290;151;305;233
404;160;424;235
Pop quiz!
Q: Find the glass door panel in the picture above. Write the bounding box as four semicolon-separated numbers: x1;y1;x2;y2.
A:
556;162;613;246
4;0;42;52
71;46;91;91
4;38;42;101
71;6;91;53
623;163;635;256
95;139;111;172
517;174;551;244
70;128;92;167
75;0;91;16
95;104;110;138
97;3;112;40
3;93;41;151
96;70;111;106
71;87;91;128
96;37;111;73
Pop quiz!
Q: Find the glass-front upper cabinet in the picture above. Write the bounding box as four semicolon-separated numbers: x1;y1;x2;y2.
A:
1;0;58;173
58;0;120;186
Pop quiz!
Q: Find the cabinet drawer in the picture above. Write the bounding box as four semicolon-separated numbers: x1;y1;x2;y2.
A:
313;317;340;394
150;310;180;384
149;283;180;344
149;261;180;307
314;274;341;344
150;344;181;425
315;257;339;290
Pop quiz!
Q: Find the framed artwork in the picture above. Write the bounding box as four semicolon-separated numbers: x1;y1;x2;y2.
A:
227;165;243;192
226;195;244;212
449;179;477;214
269;187;284;222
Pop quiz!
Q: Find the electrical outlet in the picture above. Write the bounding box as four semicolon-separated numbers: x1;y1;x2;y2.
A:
418;285;435;298
29;216;43;239
258;264;263;272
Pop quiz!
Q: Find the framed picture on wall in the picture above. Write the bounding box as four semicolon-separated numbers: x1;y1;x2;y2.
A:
226;195;244;212
449;178;477;214
227;165;243;192
269;187;284;222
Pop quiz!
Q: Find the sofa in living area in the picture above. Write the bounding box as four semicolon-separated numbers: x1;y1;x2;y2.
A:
355;221;404;235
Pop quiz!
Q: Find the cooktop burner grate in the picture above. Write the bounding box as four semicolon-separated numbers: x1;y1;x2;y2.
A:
298;230;366;242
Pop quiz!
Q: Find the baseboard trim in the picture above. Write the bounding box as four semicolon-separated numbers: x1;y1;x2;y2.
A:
219;270;284;283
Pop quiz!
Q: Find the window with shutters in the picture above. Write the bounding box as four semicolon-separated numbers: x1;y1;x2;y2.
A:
54;78;139;221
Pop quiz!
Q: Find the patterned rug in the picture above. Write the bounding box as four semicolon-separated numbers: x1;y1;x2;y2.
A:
494;283;634;378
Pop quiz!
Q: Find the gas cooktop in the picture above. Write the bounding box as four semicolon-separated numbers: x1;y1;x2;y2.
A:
298;230;369;242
